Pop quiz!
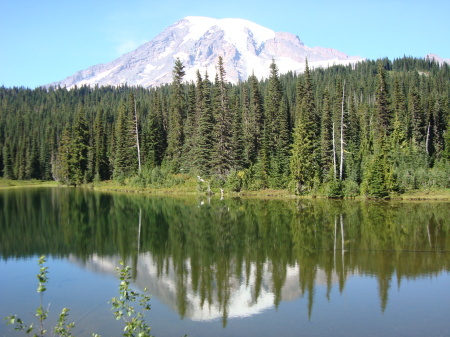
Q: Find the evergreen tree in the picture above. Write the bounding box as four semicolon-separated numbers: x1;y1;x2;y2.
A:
2;143;14;179
181;83;197;170
114;100;136;178
375;61;392;138
247;73;265;163
320;90;334;180
167;58;186;171
193;72;215;176
266;60;290;187
69;107;90;185
212;56;233;177
92;106;109;180
290;61;318;192
56;127;72;184
230;91;244;170
241;84;254;166
409;87;425;148
392;76;408;136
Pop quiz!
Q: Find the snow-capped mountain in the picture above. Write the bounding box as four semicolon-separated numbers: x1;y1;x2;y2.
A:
426;53;450;65
50;16;364;88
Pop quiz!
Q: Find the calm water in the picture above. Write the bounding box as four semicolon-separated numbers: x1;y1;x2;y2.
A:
1;188;449;336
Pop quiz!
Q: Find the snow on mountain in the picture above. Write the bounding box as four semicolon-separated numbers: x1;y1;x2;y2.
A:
426;53;450;65
50;16;364;88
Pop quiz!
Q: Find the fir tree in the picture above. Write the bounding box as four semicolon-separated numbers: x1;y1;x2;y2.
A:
194;72;215;176
167;58;186;171
93;107;109;180
409;87;425;148
375;61;392;138
114;100;136;178
249;73;264;159
2;143;14;179
266;60;290;186
290;60;318;192
212;56;233;177
320;90;334;180
69;107;90;185
230;91;244;170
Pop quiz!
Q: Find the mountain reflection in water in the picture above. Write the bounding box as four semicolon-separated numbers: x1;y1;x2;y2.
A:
1;187;449;330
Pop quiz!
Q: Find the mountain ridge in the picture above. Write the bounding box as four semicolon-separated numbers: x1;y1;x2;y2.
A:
49;16;364;88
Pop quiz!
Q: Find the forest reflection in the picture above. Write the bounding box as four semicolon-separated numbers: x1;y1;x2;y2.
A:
1;188;449;325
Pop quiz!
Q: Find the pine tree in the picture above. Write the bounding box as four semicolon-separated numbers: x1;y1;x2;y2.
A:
181;83;197;170
69;107;90;185
167;58;186;171
212;56;233;177
241;84;254;166
290;60;317;192
266;60;290;187
230;91;244;170
2;142;14;179
392;76;407;137
194;72;215;176
375;61;392;138
320;90;334;180
93;107;109;180
409;87;425;148
114;100;136;178
56;127;71;184
249;73;264;156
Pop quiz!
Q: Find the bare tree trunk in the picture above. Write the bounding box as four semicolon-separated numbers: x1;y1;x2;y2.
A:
425;122;431;155
332;122;337;180
134;100;142;174
137;208;141;254
340;213;345;269
340;81;346;181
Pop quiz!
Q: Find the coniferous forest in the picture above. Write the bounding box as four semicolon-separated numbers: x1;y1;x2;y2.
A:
1;56;450;197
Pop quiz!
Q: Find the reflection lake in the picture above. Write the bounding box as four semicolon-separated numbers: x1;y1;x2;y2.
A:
1;188;449;336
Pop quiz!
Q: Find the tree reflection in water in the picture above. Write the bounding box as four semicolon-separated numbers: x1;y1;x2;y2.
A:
1;188;449;325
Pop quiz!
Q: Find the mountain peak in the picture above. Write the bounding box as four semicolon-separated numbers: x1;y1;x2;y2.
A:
49;17;363;88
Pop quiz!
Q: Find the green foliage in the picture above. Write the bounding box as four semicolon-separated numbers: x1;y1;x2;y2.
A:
225;169;243;192
0;57;449;197
4;256;155;337
110;262;153;337
362;154;389;198
324;179;343;198
5;255;75;337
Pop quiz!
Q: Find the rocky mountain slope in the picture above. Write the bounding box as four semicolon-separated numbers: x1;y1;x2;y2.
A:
50;16;364;88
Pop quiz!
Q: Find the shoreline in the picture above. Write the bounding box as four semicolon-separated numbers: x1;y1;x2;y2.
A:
1;179;449;201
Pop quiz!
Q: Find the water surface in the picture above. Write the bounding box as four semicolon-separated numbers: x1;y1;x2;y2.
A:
1;188;449;336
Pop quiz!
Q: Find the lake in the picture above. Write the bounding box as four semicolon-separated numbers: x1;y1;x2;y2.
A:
1;187;449;336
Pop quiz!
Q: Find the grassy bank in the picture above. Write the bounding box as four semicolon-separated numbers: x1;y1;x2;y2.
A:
0;178;59;189
1;178;449;200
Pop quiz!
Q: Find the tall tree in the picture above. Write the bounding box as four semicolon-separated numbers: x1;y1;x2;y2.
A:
266;59;290;187
167;58;186;171
230;90;244;170
320;90;334;180
69;107;90;185
114;100;136;178
193;72;215;176
212;56;233;177
290;61;317;193
92;106;109;180
375;61;392;139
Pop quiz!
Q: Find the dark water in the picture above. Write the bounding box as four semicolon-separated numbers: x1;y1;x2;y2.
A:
1;188;449;336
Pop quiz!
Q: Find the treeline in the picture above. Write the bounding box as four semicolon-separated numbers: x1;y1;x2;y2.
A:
1;56;449;196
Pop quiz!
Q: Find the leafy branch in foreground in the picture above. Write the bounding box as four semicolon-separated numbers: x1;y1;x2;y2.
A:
5;255;75;337
5;256;156;337
110;261;153;337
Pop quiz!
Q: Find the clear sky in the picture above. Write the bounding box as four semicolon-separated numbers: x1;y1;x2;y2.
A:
1;0;449;88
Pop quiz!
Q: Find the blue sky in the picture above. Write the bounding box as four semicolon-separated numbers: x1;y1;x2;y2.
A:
1;0;449;88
